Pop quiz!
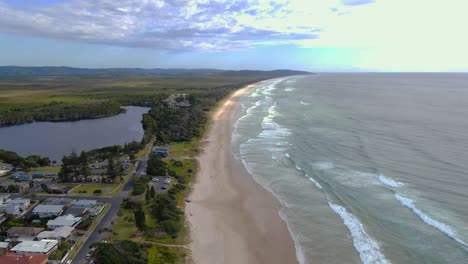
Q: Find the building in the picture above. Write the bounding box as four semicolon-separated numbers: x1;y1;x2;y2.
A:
154;145;169;157
64;206;88;217
9;240;58;255
12;172;31;181
0;180;30;193
6;198;31;210
0;204;22;216
31;172;45;178
36;226;74;241
47;214;82;228
7;227;44;242
32;205;64;218
41;198;75;207
0;242;9;255
0;212;7;224
0;194;11;204
73;200;97;208
0;253;48;264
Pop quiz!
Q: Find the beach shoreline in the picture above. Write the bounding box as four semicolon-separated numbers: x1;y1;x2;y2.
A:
186;81;297;264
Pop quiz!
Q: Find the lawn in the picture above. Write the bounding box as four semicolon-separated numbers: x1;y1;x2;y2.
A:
34;166;60;173
69;183;120;195
168;141;199;158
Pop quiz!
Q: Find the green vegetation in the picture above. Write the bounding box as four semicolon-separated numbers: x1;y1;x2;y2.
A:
93;240;147;264
69;184;119;194
0;149;50;169
0;68;309;127
147;154;167;176
49;241;73;260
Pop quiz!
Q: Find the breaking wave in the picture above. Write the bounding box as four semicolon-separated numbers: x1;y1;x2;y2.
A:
306;174;322;190
394;194;467;247
329;203;391;264
378;175;404;188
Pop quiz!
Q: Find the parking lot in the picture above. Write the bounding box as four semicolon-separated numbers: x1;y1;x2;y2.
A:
150;176;172;193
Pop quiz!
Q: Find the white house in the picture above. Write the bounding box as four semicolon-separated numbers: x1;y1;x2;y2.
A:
0;194;11;204
32;204;64;218
73;200;97;208
6;198;31;210
9;239;58;255
47;214;82;228
0;203;22;216
37;226;74;240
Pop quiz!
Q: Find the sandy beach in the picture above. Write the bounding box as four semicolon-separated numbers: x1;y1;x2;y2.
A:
186;83;297;264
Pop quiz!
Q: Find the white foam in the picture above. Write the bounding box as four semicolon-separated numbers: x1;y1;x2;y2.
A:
306;174;323;190
378;175;404;188
300;100;310;106
296;165;303;171
329;203;391;264
313;162;335;170
278;210;307;264
285;153;290;158
394;194;468;247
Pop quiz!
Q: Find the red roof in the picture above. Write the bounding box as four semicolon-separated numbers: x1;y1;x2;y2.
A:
0;253;48;264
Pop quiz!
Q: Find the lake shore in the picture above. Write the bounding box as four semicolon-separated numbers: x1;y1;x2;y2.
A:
186;82;297;264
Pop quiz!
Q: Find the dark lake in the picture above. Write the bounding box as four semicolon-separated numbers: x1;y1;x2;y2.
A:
0;106;150;162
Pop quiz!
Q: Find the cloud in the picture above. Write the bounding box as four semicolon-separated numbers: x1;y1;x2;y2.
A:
0;0;326;51
341;0;374;6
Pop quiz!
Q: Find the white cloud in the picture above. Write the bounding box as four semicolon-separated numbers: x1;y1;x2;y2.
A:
0;0;467;60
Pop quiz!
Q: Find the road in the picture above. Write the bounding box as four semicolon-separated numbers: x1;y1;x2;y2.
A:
72;155;149;264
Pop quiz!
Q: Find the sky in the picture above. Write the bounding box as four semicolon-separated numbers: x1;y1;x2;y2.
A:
0;0;467;71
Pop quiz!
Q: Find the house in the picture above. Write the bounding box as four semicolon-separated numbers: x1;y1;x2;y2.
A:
0;204;22;216
9;240;58;255
36;226;74;241
0;212;7;224
0;194;11;204
6;198;31;210
32;205;64;218
0;242;9;255
0;180;30;193
0;253;48;264
12;172;31;181
7;227;44;242
41;198;75;207
47;214;82;228
64;206;88;217
31;172;45;178
73;200;97;208
154;145;169;157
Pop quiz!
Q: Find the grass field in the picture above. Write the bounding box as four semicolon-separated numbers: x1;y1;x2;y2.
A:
0;74;263;112
69;183;120;195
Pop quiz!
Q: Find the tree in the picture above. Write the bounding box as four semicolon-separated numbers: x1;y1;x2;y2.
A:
40;183;49;192
150;186;155;198
146;154;167;176
145;189;151;201
79;151;91;179
69;152;80;181
134;209;145;232
107;157;118;179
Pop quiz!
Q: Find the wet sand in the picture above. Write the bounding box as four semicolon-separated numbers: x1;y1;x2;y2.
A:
186;83;298;264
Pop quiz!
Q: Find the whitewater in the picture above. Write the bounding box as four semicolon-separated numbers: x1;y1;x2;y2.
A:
231;73;468;263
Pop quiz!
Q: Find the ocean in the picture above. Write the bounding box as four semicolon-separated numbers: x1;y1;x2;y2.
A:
231;74;468;264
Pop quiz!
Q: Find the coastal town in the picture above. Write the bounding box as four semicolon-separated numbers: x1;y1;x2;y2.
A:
0;139;182;264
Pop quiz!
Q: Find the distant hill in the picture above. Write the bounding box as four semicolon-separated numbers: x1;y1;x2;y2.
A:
0;66;311;78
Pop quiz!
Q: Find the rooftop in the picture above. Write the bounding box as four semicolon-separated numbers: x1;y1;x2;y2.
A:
7;227;44;237
32;204;64;213
47;214;82;227
0;253;48;264
10;240;58;254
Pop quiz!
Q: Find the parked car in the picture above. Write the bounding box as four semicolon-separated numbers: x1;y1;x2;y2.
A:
152;178;159;182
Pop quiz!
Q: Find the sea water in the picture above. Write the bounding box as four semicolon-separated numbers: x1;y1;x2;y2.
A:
232;74;468;263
